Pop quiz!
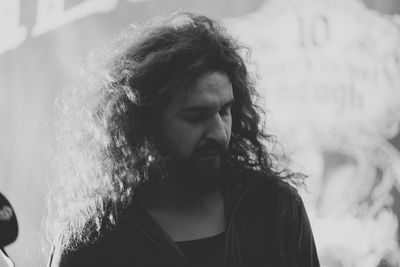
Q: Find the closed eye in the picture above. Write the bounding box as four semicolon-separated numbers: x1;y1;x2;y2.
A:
181;99;234;122
219;106;231;117
182;112;209;122
219;100;234;116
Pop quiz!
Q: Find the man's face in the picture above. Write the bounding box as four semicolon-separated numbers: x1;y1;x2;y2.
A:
160;71;234;191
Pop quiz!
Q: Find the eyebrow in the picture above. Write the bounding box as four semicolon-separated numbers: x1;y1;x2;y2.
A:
181;99;235;113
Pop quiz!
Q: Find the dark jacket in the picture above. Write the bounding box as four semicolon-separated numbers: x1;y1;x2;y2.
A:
48;171;320;267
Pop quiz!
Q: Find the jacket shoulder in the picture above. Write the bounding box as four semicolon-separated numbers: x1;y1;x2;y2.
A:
241;171;308;233
243;170;302;205
47;218;166;267
47;239;90;267
274;179;303;209
47;226;114;267
263;178;320;266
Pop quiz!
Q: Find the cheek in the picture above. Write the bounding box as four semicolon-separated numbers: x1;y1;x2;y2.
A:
164;121;204;157
224;117;233;142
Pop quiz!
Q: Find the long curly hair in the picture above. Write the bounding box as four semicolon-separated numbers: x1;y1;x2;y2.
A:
48;12;302;252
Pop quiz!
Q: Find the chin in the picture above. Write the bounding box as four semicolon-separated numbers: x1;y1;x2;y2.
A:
166;158;224;194
197;158;221;175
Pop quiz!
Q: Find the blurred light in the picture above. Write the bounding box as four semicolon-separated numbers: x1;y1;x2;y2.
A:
0;0;27;55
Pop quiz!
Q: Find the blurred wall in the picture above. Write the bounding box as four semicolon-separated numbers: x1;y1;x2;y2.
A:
1;0;399;267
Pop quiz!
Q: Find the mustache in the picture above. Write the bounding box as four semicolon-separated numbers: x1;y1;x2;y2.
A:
194;141;228;155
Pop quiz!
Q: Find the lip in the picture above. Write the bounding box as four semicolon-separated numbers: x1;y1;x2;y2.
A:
198;151;221;156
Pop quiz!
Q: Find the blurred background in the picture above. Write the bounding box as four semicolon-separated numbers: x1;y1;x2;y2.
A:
1;0;400;266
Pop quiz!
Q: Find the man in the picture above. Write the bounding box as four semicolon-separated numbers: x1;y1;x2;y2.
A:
47;12;320;267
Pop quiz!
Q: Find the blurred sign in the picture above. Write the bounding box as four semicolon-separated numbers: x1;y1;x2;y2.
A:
0;0;150;55
226;0;400;266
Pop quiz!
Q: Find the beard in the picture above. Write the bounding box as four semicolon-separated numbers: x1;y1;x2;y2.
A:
164;142;229;194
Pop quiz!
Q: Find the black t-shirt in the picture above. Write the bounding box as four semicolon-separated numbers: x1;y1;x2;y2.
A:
176;231;226;267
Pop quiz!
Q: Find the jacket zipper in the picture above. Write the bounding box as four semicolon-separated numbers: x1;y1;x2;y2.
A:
222;190;246;267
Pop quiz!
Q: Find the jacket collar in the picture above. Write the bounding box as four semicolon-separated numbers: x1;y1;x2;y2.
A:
126;202;188;266
125;170;249;267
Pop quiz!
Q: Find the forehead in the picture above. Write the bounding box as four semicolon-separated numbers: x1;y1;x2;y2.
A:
170;72;234;110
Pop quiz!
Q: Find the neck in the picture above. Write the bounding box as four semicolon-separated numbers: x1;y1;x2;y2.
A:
137;177;227;241
139;180;223;213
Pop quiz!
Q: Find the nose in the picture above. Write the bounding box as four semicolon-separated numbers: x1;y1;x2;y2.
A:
205;113;230;144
